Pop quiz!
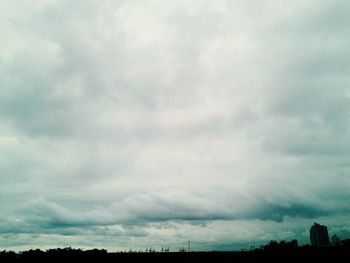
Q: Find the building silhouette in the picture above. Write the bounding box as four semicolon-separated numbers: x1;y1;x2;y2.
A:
310;223;330;246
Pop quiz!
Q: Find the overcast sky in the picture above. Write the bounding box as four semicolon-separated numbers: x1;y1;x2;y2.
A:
1;0;350;251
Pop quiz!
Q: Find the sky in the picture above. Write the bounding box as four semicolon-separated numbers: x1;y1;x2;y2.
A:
0;0;350;252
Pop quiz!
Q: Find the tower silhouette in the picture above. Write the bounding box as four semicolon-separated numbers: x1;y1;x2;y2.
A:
310;223;330;246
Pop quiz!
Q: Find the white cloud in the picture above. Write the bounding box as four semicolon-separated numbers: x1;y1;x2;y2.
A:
0;0;350;251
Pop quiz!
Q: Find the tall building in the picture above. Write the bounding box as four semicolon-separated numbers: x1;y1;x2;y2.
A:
310;223;330;246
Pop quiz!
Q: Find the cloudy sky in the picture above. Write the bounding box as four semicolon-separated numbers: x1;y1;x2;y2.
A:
1;0;350;251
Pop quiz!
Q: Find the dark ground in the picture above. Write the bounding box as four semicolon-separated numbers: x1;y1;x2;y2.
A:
1;246;350;262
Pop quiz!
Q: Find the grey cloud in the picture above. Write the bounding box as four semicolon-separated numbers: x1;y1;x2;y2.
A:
16;198;115;229
7;187;341;235
249;203;328;223
259;1;350;164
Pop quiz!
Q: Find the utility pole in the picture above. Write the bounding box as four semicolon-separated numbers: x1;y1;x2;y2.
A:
188;240;190;252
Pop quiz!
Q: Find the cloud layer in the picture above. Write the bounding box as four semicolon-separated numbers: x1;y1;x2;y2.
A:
1;0;350;251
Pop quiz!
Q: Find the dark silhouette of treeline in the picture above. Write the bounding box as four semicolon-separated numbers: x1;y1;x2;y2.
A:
1;240;350;262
